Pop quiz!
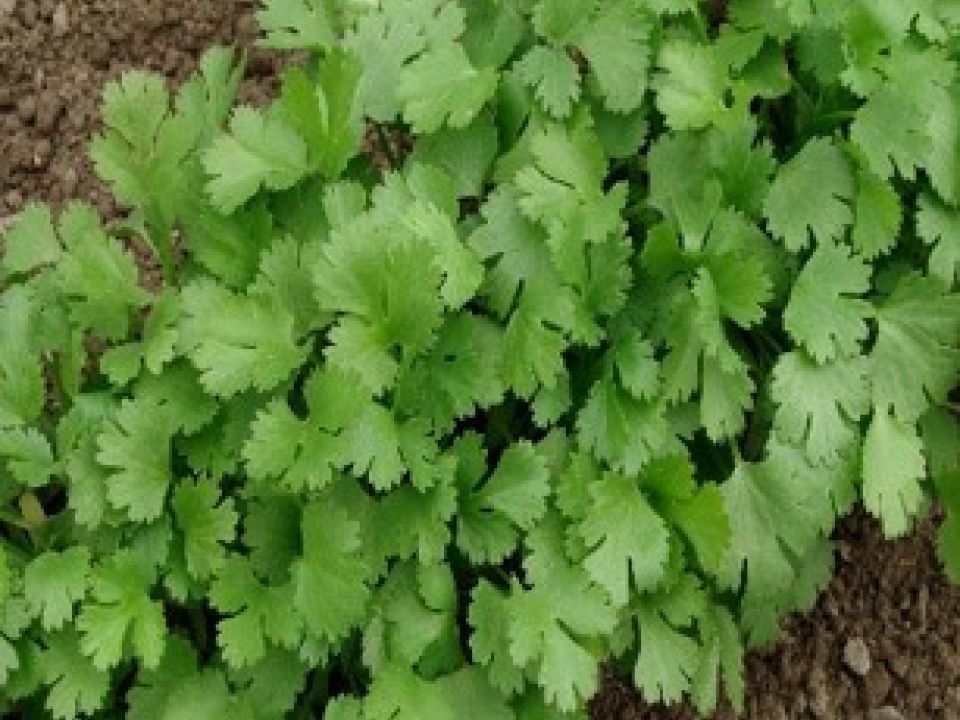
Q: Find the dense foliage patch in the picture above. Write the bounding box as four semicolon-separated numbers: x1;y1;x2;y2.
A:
1;1;959;718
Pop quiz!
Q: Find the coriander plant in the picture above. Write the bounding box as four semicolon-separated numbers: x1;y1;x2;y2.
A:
1;1;959;719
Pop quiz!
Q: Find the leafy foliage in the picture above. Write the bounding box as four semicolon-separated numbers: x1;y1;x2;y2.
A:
1;1;958;719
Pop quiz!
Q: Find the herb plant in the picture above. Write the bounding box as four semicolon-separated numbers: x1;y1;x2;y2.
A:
1;1;959;718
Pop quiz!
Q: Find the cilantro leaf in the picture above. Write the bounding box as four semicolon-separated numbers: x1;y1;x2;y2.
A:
0;289;45;428
24;549;90;631
783;242;873;363
579;0;652;113
366;665;513;720
209;557;300;668
172;478;237;580
279;50;363;180
89;71;194;248
0;425;57;487
293;501;372;643
764;138;854;252
771;351;871;463
468;580;525;696
917;193;960;287
76;552;166;670
577;366;670;477
457;441;551;564
127;636;198;720
654;40;729;130
179;278;308;398
509;512;617;711
399;43;499;134
0;202;61;275
852;168;902;260
256;0;336;50
343;0;465;122
718;441;842;630
242;398;339;492
203;106;310;214
578;471;670;606
869;272;960;423
936;469;960;584
41;630;110;720
101;290;179;385
96;398;174;522
515;46;581;119
862;410;927;538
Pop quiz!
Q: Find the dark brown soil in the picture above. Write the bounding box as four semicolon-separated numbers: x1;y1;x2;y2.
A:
2;3;958;720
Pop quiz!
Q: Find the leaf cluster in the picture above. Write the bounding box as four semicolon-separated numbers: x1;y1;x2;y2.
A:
1;1;959;719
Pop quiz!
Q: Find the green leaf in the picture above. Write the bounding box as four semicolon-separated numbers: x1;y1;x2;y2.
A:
851;88;930;180
366;665;513;720
457;441;551;564
127;636;198;720
411;114;499;198
343;0;465;122
935;468;960;583
399;43;499;133
209;557;300;669
76;552;166;670
578;471;670;606
0;426;56;487
0;202;61;274
293;500;372;643
24;549;91;631
633;575;706;705
90;71;195;243
54;210;150;340
783;242;873;363
869;272;960;423
468;580;525;696
173;478;237;580
851;169;901;260
256;0;336;50
96;398;174;522
718;441;840;621
579;0;652;113
654;40;729;130
862;410;927;538
395;312;505;433
764;138;854;252
203;106;310;214
101;290;180;385
242;399;338;492
917;193;960;287
577;367;670;476
280;50;363;180
0;289;45;428
515;46;581;119
179;278;308;398
42;630;110;720
771;351;871;463
509;513;617;711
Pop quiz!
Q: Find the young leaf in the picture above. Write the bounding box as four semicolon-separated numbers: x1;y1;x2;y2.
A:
764;138;854;252
203;106;310;214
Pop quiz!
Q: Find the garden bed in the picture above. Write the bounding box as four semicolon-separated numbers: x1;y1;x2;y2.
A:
1;2;958;719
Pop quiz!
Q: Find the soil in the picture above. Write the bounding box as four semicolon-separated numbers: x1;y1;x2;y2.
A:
2;3;959;720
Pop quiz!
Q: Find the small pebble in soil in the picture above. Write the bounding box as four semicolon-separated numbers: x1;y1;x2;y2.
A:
51;2;68;36
844;636;872;676
869;706;907;720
